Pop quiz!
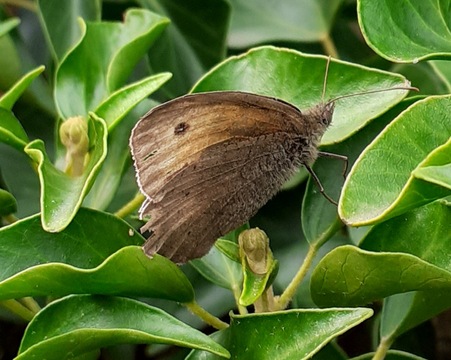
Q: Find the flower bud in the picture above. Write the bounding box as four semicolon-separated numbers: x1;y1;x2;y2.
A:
59;116;89;176
238;228;270;275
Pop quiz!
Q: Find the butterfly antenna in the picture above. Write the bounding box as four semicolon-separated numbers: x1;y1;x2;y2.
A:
326;85;419;105
322;56;331;103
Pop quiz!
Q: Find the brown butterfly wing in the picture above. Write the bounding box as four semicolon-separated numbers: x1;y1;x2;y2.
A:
130;91;314;263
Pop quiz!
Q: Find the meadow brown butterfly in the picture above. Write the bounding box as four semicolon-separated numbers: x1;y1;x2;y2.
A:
130;58;415;263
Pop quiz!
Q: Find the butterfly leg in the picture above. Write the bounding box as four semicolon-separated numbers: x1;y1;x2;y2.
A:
318;151;348;179
303;164;338;206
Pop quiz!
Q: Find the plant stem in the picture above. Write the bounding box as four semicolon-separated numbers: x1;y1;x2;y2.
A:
316;217;343;249
1;299;36;321
276;244;318;310
20;297;41;313
372;336;393;360
114;192;145;219
276;219;342;310
254;285;275;313
184;300;229;330
3;213;18;224
321;34;338;58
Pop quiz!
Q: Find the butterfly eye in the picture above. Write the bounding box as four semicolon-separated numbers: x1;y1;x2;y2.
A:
321;117;329;125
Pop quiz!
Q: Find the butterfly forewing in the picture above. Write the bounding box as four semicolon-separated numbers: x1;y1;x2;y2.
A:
130;91;317;263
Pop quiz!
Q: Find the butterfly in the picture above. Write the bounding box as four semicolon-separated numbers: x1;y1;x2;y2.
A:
130;90;335;263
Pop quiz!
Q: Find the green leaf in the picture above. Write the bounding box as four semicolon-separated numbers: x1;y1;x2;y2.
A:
313;200;451;309
0;208;194;302
239;259;278;306
139;0;230;97
25;113;107;232
186;330;229;360
0;28;21;93
84;98;154;210
430;60;451;92
55;8;169;119
192;46;412;145
413;163;451;190
228;0;343;47
82;71;170;210
190;227;245;291
0;144;40;217
188;331;349;360
339;95;451;226
311;343;348;360
190;246;243;291
0;18;20;38
0;66;46;151
17;295;228;359
0;188;17;216
188;308;373;360
0;19;21;95
0;66;45;111
360;200;451;271
215;239;240;263
0;108;29;151
363;200;451;336
358;0;451;62
310;247;451;307
0;24;54;115
95;72;172;130
379;291;451;341
38;0;101;61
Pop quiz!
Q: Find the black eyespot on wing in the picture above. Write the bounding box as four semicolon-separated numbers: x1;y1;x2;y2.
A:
174;122;189;135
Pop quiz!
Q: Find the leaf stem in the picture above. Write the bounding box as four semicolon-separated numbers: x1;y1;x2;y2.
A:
321;34;338;58
254;285;275;313
276;218;342;310
315;217;343;249
1;299;36;321
276;243;318;310
114;192;145;219
3;213;18;224
20;296;41;313
184;300;229;330
372;336;393;360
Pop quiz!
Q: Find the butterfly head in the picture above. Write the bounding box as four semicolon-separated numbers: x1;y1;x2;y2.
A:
303;100;335;138
320;101;335;127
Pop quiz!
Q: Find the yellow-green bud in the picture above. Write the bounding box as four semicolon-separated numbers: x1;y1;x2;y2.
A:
59;116;89;176
238;228;270;275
